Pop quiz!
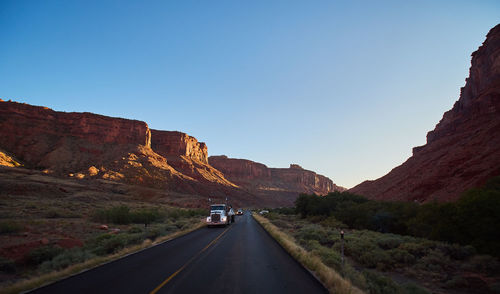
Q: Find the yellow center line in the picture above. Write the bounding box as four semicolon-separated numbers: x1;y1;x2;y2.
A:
149;226;232;294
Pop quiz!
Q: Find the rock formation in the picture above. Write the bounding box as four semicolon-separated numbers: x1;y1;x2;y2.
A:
209;155;345;195
0;100;341;206
350;24;500;202
151;130;235;187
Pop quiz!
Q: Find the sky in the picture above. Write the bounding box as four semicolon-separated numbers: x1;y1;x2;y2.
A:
1;1;499;188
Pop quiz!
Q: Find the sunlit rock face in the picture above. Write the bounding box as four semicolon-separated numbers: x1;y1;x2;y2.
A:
0;99;343;207
208;155;345;195
0;101;235;190
150;129;235;187
0;101;151;171
151;130;208;164
350;24;500;202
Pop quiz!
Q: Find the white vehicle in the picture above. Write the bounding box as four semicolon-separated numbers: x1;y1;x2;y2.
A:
206;204;233;227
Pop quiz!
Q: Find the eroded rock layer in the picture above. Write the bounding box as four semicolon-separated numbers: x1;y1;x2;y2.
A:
0;100;341;206
350;24;500;202
209;155;345;195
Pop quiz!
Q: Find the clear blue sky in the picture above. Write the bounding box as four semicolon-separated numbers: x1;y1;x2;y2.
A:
1;1;499;188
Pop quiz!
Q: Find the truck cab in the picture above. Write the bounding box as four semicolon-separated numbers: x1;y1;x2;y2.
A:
206;204;231;227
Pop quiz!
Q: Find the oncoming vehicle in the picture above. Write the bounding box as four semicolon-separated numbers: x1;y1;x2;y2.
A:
206;204;232;227
236;209;244;215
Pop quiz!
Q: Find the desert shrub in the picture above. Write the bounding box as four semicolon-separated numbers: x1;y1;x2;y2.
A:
294;177;500;257
167;208;205;220
271;207;296;215
0;221;22;234
415;249;453;273
363;270;400;294
270;219;291;229
163;224;178;232
93;206;164;225
128;226;143;234
0;257;16;274
358;249;393;270
145;228;163;240
131;209;163;226
27;245;64;266
295;224;329;245
86;233;129;255
398;242;433;258
319;216;348;229
435;243;475;260
93;206;132;224
389;248;416;265
40;248;94;272
343;234;378;257
376;235;404;250
313;246;342;269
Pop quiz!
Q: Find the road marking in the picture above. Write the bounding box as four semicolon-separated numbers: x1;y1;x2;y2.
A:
149;226;232;294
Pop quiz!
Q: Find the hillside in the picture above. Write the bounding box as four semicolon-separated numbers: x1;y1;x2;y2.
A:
209;155;345;196
350;24;500;202
0;100;341;207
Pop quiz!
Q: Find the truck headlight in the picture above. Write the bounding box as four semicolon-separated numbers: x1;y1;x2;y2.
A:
206;217;211;222
221;216;227;222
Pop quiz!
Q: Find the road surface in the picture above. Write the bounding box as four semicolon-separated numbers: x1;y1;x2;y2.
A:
31;212;327;294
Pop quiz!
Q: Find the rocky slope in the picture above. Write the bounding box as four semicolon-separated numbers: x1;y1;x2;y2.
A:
350;24;500;202
209;155;345;195
0;100;341;206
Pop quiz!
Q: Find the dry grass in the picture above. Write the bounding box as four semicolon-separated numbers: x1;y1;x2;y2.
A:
0;221;205;294
253;213;364;294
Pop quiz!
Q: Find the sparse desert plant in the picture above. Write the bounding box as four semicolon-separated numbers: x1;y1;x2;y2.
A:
253;213;364;294
362;270;400;294
27;245;64;266
40;248;95;272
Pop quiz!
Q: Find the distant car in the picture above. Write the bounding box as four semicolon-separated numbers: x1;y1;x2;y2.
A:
259;210;269;215
236;209;244;215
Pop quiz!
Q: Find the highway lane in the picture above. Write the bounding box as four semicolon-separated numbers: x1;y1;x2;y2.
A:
31;212;327;294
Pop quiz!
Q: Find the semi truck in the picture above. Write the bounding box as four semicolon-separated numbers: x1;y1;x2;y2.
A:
206;204;235;227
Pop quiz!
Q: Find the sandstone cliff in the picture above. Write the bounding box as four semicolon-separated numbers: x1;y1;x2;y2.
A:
0;101;235;191
350;24;500;202
151;130;235;187
1;100;332;207
209;155;345;196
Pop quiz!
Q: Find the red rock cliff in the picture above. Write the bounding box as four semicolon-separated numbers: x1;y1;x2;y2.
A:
150;130;208;163
0;101;235;190
208;155;344;195
350;24;500;202
0;101;151;170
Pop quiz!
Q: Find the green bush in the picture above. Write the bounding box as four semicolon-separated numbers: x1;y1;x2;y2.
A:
40;248;95;272
363;270;400;294
295;224;329;245
294;176;500;257
93;206;164;225
389;248;416;265
27;245;64;266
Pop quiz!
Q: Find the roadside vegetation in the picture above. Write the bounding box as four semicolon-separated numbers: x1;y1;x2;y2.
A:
295;176;500;257
0;204;205;294
257;177;500;294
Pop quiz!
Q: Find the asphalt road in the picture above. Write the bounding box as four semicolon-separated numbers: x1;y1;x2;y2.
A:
31;212;327;294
